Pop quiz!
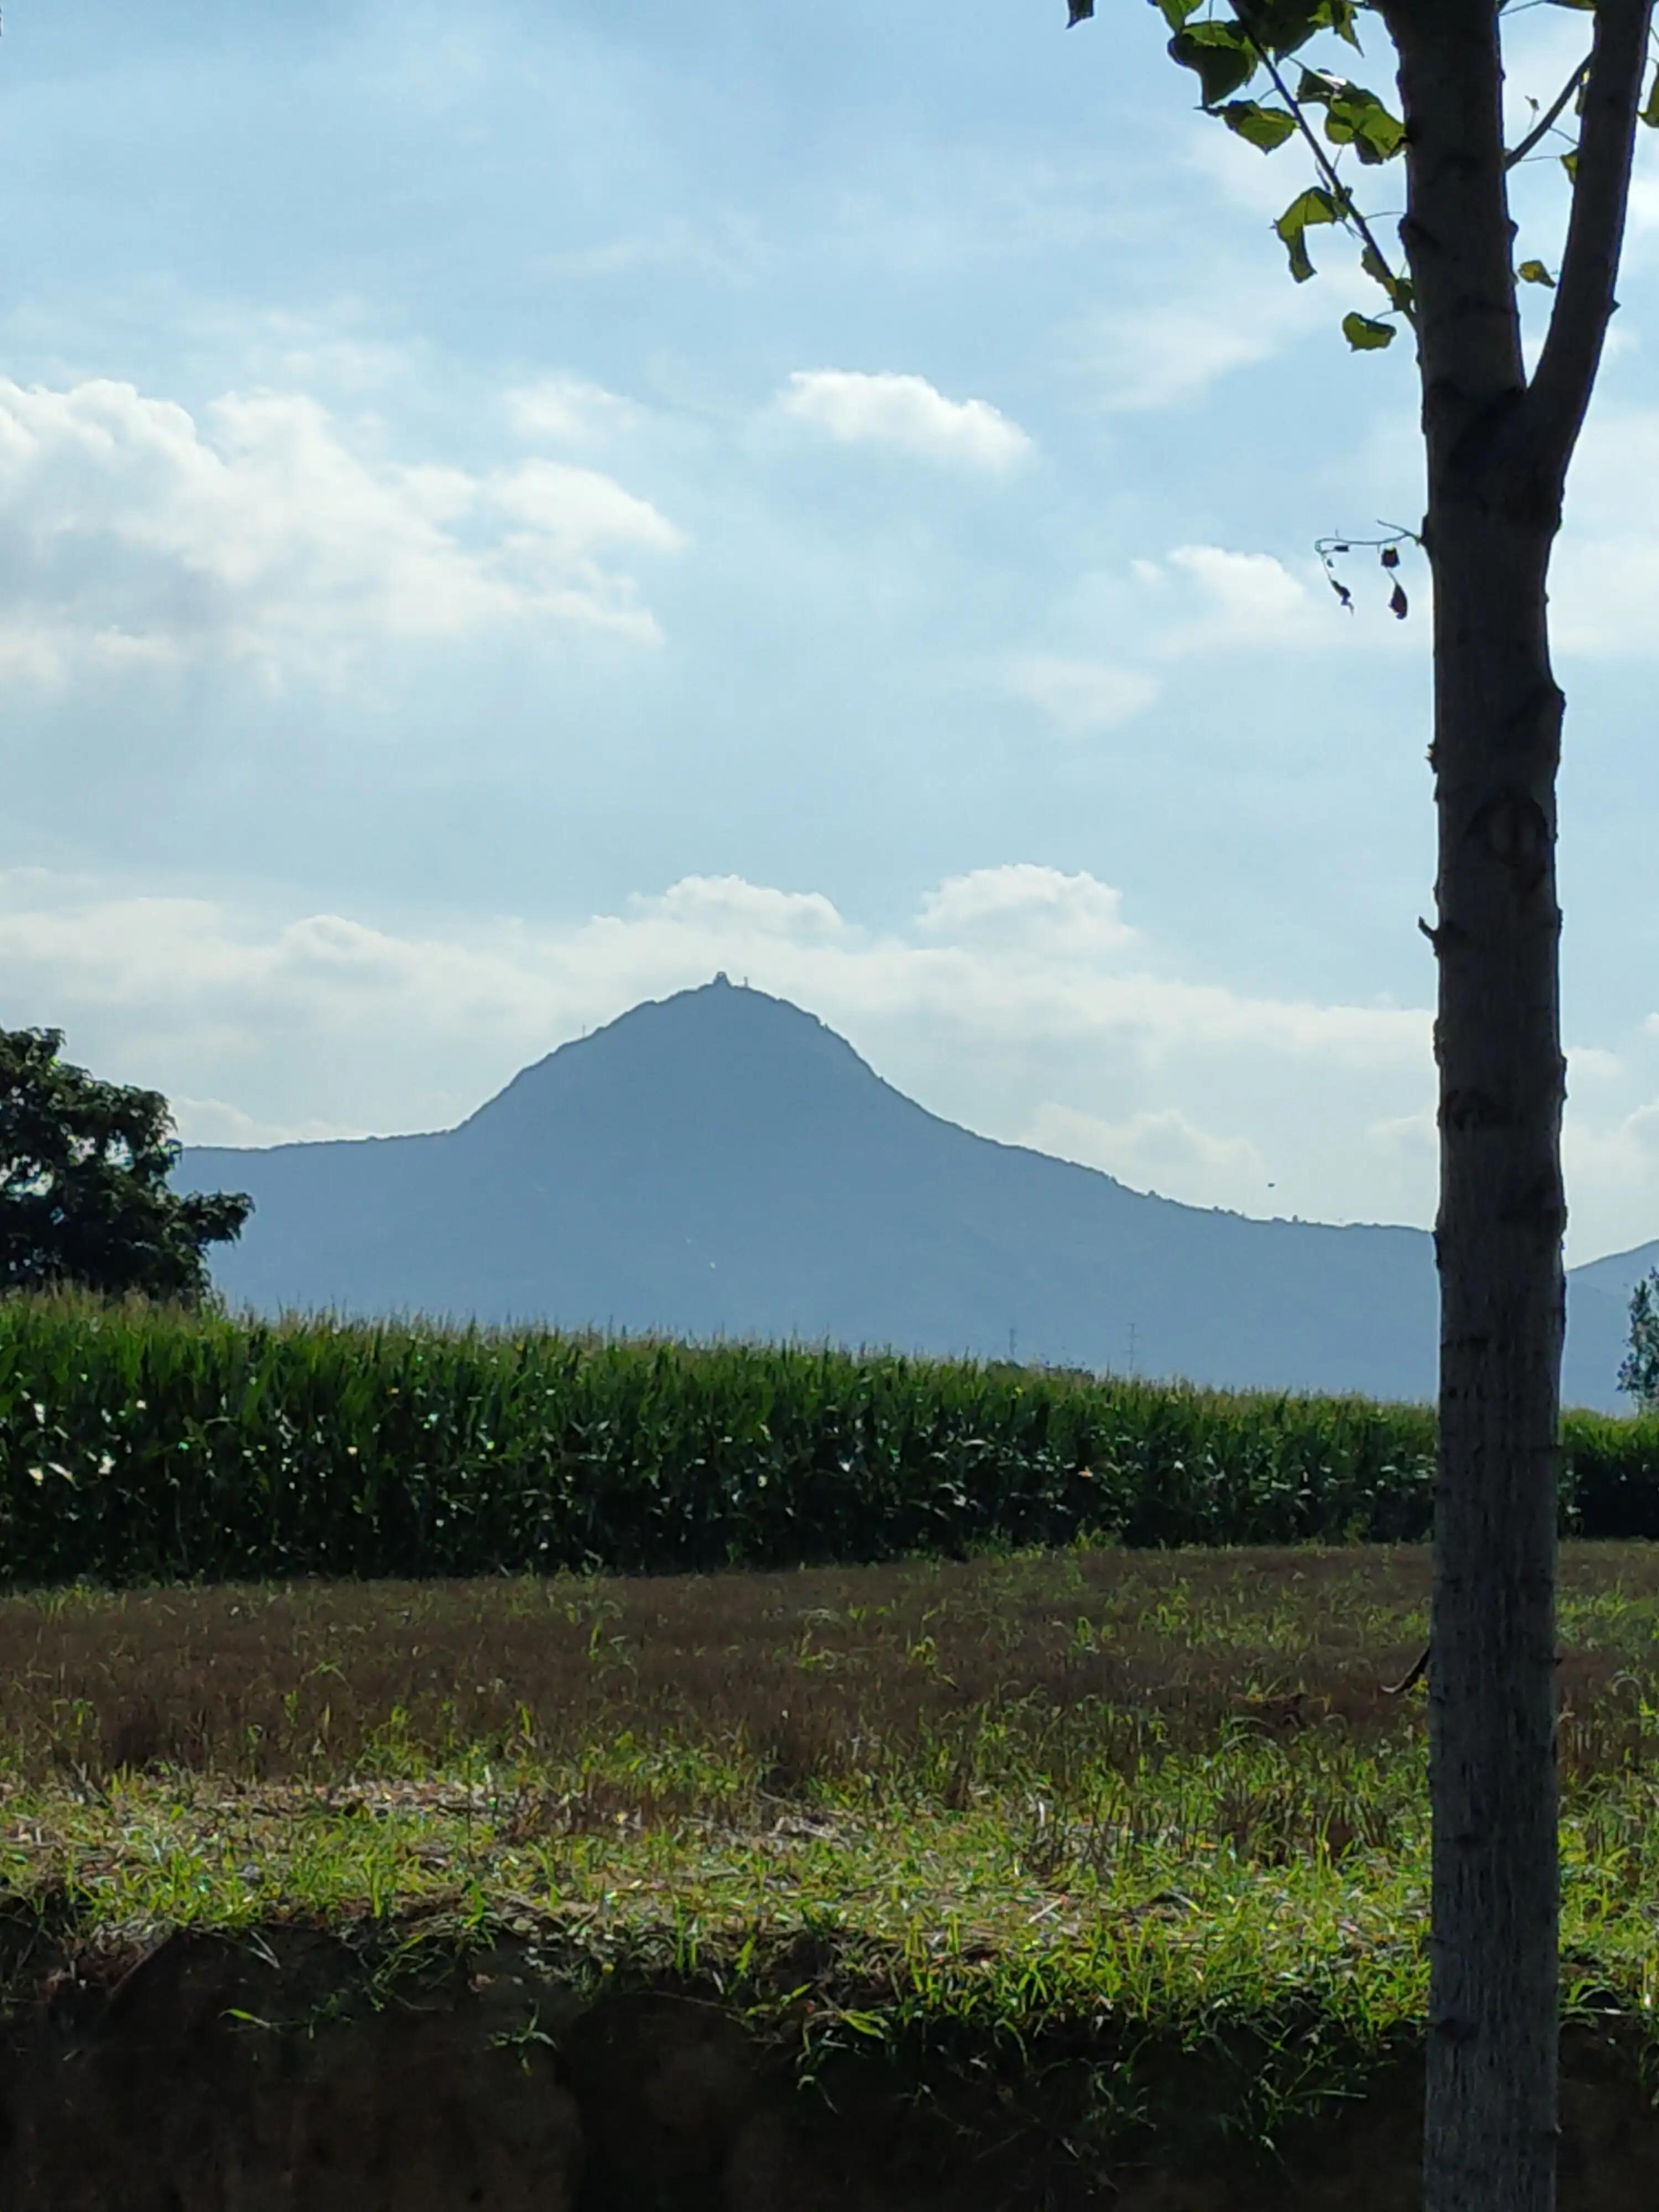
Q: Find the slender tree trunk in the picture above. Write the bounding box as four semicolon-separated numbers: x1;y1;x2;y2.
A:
1381;8;1568;2208
1425;493;1565;2212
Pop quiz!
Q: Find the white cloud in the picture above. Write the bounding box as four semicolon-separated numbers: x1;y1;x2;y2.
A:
1053;541;1387;673
0;377;685;682
777;369;1032;471
916;864;1139;958
173;1098;371;1148
505;375;641;444
1003;654;1160;737
0;861;1427;1106
14;860;1655;1258
1568;1045;1624;1087
1024;1100;1269;1212
1149;543;1320;654
0;858;1433;1159
1366;1103;1436;1156
1071;212;1326;413
1550;411;1659;658
1078;294;1307;413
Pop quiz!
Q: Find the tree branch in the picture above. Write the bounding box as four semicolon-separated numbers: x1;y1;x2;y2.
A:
1528;0;1656;475
1250;40;1417;325
1504;57;1591;174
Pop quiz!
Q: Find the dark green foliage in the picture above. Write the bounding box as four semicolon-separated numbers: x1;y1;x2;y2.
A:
0;1031;251;1303
0;1300;1653;1589
1618;1271;1659;1413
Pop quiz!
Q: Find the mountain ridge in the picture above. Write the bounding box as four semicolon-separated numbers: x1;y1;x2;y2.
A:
175;977;1645;1411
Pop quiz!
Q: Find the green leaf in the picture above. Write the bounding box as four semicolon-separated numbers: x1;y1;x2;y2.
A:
1275;185;1343;283
1066;1;1094;23
1516;259;1556;289
1360;242;1414;312
1342;311;1396;351
1150;0;1203;28
1298;72;1405;166
1328;92;1406;165
1220;99;1298;152
1561;148;1579;180
1234;0;1334;58
1642;63;1659;128
1168;22;1260;108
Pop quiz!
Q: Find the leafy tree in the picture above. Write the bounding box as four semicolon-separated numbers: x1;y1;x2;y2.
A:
1618;1270;1659;1411
0;1027;251;1303
1062;3;1656;2207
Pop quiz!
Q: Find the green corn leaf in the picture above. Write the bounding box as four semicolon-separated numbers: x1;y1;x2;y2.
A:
1516;259;1556;288
1342;311;1396;351
1168;22;1260;108
1275;185;1344;283
1220;99;1298;152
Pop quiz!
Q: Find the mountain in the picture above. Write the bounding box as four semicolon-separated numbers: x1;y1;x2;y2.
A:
174;977;1641;1411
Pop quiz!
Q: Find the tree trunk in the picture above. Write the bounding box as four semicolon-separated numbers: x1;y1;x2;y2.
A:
1380;9;1573;2209
1425;494;1565;2212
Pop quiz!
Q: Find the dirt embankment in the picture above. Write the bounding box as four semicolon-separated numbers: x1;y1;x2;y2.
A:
2;1923;1655;2211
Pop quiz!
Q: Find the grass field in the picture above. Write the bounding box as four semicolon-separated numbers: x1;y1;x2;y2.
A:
5;1539;1659;2139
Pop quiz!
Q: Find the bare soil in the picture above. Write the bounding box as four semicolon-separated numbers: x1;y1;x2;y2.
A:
2;1917;1655;2212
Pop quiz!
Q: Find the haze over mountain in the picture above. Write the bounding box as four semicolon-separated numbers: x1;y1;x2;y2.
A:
176;978;1650;1411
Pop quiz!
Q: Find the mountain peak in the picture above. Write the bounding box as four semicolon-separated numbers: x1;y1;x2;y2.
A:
461;977;879;1145
173;983;1635;1409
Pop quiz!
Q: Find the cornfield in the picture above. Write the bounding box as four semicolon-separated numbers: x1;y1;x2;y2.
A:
0;1296;1653;1587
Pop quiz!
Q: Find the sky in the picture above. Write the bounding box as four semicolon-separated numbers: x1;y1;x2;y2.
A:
1;0;1656;1264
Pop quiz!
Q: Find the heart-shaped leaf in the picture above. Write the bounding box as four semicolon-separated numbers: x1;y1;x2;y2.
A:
1276;185;1344;283
1168;22;1260;108
1342;311;1397;351
1220;99;1299;152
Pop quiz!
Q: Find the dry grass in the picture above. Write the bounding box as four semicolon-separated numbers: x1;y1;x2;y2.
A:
4;1542;1658;2085
2;1541;1657;1789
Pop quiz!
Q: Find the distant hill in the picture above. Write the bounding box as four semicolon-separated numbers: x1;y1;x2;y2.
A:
175;977;1643;1411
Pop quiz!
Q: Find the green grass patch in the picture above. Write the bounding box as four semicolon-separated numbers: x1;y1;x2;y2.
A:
3;1542;1659;2128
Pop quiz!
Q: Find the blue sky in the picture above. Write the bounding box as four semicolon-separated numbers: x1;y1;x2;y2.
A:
2;0;1656;1261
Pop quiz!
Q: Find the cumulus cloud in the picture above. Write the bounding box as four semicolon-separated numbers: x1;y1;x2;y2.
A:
173;1098;370;1147
1024;1100;1270;1212
1071;208;1326;411
0;861;1424;1064
504;375;641;444
1546;410;1659;658
12;858;1654;1257
916;864;1139;959
0;377;685;682
1142;542;1321;654
777;369;1032;471
1568;1045;1624;1087
1003;654;1160;737
1078;294;1311;413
